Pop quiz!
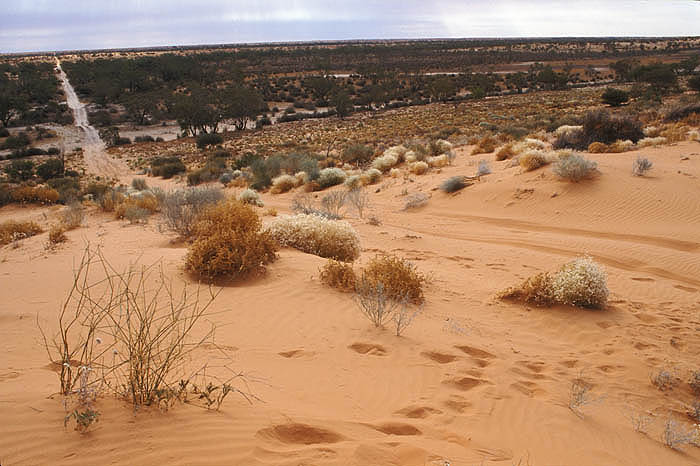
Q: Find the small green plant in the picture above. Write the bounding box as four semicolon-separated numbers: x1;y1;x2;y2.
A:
65;407;100;433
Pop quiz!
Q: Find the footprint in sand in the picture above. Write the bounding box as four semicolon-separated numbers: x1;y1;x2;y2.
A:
371;422;422;436
443;376;485;391
257;423;344;445
278;349;314;358
421;351;459;364
394;406;442;419
674;284;697;293
349;343;387;356
443;396;472;413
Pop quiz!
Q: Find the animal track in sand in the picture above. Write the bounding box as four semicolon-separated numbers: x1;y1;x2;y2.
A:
443;396;472;413
278;349;314;358
257;423;344;445
631;277;655;282
454;345;495;359
349;343;387;356
421;351;459;364
371;422;422;436
443;376;485;391
394;406;442;419
674;284;697;293
510;380;544;397
0;371;20;381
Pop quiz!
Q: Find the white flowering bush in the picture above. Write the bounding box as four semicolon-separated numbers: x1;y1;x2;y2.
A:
318;167;347;189
404;150;418;163
409;161;429;175
643;126;660;137
238;188;263;206
427;154;449;168
264;213;361;261
553;154;598;182
271;174;297;194
361;168;382;185
551;256;609;308
372;145;407;171
294;171;309;185
344;174;362;189
389;168;401;178
555;125;583;138
500;256;608;309
637;137;667;148
434;139;453;153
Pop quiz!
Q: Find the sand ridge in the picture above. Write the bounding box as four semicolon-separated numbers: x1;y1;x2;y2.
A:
1;140;700;465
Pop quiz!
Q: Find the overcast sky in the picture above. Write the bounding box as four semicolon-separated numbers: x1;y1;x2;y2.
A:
1;0;699;53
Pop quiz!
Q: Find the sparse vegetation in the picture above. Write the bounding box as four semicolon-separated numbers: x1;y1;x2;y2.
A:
265;214;361;262
552;154;598;182
186;199;277;280
500;256;608;309
361;254;426;304
651;369;678;391
319;259;356;291
0;220;42;246
632;156;653;176
161;187;224;238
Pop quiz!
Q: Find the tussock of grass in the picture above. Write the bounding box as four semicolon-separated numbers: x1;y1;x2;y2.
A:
265;213;361;262
0;220;43;246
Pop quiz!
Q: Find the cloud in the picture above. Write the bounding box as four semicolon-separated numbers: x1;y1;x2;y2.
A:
0;0;698;53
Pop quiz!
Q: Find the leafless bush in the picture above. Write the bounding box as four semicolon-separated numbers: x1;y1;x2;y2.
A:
60;202;85;230
626;409;654;434
686;399;700;422
346;187;370;218
291;193;340;219
477;159;491;176
320;191;347;218
161;187;224;238
392;300;422;336
632;156;653;176
651;369;678;391
354;278;401;328
403;193;429;210
569;373;599;418
38;247;228;413
662;416;697;450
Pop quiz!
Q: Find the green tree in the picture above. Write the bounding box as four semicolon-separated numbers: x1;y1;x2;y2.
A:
331;90;352;119
601;88;629;107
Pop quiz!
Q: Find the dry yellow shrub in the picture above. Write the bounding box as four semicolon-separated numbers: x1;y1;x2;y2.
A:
495;142;516;161
471;135;499;155
185;199;277;280
319;259;356;292
11;186;60;204
48;225;68;245
0;220;42;246
519;150;552;171
114;195;159;220
498;272;554;306
361;254;426;304
587;142;609;153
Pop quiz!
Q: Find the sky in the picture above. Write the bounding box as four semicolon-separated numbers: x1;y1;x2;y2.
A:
1;0;699;53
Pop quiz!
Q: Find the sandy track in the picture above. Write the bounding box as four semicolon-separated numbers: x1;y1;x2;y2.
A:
55;58;128;178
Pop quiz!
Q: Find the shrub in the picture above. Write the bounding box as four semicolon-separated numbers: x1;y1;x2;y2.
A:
440;176;470;193
0;220;43;245
519;150;553;172
553;154;598;182
0;127;9;137
499;272;555;306
0;184;12;206
60;203;85;230
317;167;347;189
122;206;150;224
495;142;516;161
471;135;498;155
346;187;370;218
161;187;224;238
689;370;700;395
271;174;297;194
372;145;405;171
2;132;30;150
238;188;263;206
320;191;346;218
501;256;608;309
185;200;277;279
582;109;644;146
344;175;362;189
265;214;361;262
477;160;491;176
427;154;449;168
135;135;155;143
637;136;667;148
409;161;429;175
48;176;81;203
319;259;356;291
601;87;629;106
196;132;223;149
114;194;159;220
551;257;609;308
361;254;426;304
4;160;35;182
403;193;429;210
429;139;453;155
131;178;148;191
36;158;64;181
151;156;185;178
632;156;653;176
187;157;227;186
47;225;68;245
664;102;700;122
360;168;382;185
11;186;60;204
342;144;374;165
